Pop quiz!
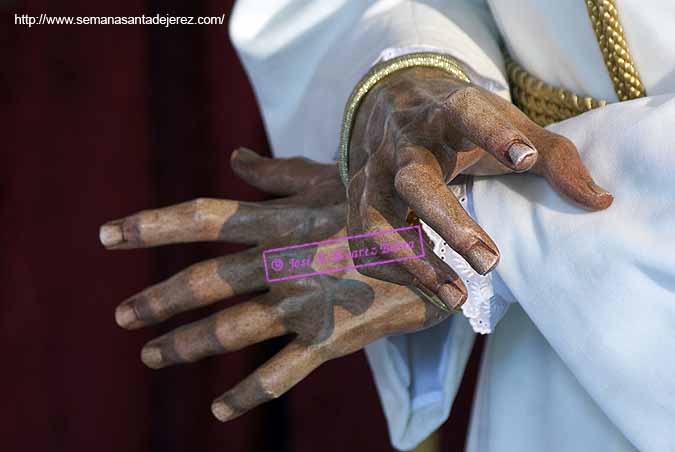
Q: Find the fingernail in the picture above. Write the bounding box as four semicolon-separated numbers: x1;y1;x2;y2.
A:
234;147;260;162
466;241;500;275
439;283;467;311
211;400;235;422
587;180;610;196
586;181;614;209
99;222;124;248
115;303;137;329
141;344;163;369
507;143;538;172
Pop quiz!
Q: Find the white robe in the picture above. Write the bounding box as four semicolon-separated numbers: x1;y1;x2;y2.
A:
230;1;675;450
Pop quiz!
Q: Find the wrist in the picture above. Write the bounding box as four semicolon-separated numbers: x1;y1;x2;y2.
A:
338;52;471;186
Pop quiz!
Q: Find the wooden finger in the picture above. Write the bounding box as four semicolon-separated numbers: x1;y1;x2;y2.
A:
444;85;538;172
211;341;323;422
347;171;467;311
395;145;500;275
115;248;266;329
140;292;286;369
231;147;341;196
100;198;239;249
100;198;344;249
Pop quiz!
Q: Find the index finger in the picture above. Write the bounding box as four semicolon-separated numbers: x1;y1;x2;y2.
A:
444;85;538;172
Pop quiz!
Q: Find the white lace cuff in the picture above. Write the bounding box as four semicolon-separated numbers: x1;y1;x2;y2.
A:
420;182;513;334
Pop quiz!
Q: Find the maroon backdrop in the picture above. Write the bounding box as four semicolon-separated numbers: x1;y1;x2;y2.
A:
3;1;484;451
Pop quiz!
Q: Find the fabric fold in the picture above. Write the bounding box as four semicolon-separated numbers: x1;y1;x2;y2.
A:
365;315;476;450
472;95;675;452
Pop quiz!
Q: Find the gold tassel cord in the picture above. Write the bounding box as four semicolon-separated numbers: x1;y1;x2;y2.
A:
507;0;645;126
585;0;646;101
506;55;608;127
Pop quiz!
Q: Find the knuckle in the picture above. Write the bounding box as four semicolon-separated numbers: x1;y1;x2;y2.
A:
444;85;480;108
188;197;213;222
354;264;382;280
263;387;281;401
555;135;574;147
355;266;374;278
394;162;422;188
455;282;468;300
548;134;577;152
310;340;338;362
190;197;210;209
289;156;312;166
361;209;390;234
459;85;481;97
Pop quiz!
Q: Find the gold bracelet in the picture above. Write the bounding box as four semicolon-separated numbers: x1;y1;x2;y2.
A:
338;52;470;186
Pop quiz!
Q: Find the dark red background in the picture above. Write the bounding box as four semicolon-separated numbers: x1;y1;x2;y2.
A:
3;1;483;450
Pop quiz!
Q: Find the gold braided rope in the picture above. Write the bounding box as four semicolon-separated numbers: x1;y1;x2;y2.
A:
585;0;646;101
506;55;608;126
508;0;645;126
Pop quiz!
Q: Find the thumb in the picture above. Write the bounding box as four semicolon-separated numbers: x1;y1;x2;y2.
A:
533;135;614;210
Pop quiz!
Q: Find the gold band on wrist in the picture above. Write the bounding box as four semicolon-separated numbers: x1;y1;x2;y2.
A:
338;52;470;186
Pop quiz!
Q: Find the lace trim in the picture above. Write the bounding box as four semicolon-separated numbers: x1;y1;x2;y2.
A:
420;184;510;334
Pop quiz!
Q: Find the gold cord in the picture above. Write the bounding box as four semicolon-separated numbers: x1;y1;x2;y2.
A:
506;55;608;126
585;0;646;101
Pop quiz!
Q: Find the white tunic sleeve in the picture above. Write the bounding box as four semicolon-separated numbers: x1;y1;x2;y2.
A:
471;95;675;452
229;0;506;162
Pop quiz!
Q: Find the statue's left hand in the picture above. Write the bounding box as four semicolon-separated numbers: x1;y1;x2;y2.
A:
100;149;449;422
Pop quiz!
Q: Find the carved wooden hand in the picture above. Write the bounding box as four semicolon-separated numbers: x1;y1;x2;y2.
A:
347;66;614;310
100;149;448;422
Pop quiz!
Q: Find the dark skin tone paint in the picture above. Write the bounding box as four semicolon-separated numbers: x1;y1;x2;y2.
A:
347;67;613;309
101;149;449;422
100;68;612;423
